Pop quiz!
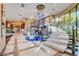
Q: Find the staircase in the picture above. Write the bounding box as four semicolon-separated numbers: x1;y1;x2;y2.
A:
44;26;69;52
31;26;69;53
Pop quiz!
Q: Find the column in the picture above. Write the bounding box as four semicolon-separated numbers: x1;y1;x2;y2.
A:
0;4;6;53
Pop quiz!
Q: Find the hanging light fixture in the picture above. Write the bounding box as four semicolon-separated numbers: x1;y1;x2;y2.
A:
21;4;25;8
36;4;45;11
18;4;25;19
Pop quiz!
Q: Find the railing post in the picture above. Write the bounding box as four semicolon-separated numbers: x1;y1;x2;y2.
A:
72;29;76;55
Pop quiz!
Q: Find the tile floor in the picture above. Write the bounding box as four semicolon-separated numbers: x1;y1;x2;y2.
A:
2;26;71;56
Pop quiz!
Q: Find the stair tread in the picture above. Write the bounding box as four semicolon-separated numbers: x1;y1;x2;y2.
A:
45;41;67;52
47;39;68;45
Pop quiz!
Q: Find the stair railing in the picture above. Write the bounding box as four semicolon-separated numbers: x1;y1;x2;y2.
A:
72;28;76;55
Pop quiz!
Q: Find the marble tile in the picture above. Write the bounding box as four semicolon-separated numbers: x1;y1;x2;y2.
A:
61;53;70;56
17;41;35;51
41;45;58;55
19;47;48;56
3;45;14;55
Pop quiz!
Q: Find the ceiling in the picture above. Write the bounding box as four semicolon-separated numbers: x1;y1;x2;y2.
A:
5;3;72;20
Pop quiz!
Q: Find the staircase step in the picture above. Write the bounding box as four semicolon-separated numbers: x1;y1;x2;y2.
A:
67;46;72;49
65;48;72;54
68;43;72;45
75;49;78;51
76;45;78;47
40;45;58;55
47;38;68;45
44;41;67;52
50;36;68;40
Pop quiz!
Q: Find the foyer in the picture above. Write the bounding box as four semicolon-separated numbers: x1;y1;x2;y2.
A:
0;3;79;56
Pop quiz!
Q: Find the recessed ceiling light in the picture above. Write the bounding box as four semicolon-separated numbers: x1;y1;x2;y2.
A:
53;3;56;6
21;4;25;8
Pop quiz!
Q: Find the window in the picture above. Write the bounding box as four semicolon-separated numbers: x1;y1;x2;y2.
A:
77;4;79;41
64;12;70;33
70;7;76;34
59;15;65;29
70;7;76;26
